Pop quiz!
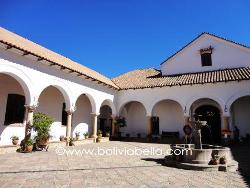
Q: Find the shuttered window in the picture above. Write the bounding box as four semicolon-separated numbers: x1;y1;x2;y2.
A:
62;103;67;125
4;94;25;125
201;53;212;66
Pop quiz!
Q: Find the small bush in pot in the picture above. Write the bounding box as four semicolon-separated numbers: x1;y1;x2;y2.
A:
106;132;110;137
209;154;220;165
59;135;65;142
69;137;75;146
33;112;54;146
97;130;102;137
75;132;80;140
25;139;33;152
219;156;226;164
11;136;19;145
84;132;89;139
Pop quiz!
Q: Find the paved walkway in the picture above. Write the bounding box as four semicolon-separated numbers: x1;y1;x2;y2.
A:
0;141;249;188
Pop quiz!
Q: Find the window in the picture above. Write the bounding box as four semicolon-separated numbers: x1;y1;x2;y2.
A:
62;103;67;125
200;47;213;67
4;94;25;125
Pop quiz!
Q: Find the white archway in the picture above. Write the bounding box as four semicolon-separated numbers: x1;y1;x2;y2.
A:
119;101;147;137
74;92;97;114
37;80;72;111
151;99;184;136
0;63;34;105
226;89;250;111
100;99;116;116
118;100;149;116
186;95;224;116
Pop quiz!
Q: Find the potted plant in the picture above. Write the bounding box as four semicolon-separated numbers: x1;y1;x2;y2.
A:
75;132;80;140
69;137;75;146
97;130;102;137
25;138;33;152
96;135;102;143
106;132;110;137
11;136;19;145
209;154;220;165
219;156;226;164
59;135;65;142
84;132;89;139
33;112;53;147
114;117;127;137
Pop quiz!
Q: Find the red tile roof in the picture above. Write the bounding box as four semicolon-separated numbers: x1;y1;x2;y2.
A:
112;67;250;90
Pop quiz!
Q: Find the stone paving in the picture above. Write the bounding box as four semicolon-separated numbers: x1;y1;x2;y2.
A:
0;141;249;188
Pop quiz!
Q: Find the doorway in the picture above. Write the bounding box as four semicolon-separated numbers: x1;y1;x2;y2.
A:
194;105;221;144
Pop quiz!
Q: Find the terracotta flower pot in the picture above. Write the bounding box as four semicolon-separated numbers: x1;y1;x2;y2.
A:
220;158;226;164
96;137;101;143
12;139;19;145
85;136;89;139
25;145;33;152
38;139;49;146
209;159;218;165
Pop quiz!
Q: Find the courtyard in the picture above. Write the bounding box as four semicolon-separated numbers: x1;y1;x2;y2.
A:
0;141;249;188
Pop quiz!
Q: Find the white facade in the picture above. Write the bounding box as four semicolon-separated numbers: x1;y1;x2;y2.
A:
1;32;250;145
161;33;250;75
0;46;116;145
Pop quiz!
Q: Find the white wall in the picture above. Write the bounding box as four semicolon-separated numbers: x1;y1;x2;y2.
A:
161;34;250;75
120;102;147;137
117;80;250;137
152;100;184;137
231;96;250;137
0;74;25;145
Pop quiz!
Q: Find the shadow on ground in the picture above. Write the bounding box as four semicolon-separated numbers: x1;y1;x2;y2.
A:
230;141;250;186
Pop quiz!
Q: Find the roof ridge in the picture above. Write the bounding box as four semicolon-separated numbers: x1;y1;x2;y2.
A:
160;32;250;65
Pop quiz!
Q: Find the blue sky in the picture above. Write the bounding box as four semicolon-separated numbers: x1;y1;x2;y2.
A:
1;0;250;78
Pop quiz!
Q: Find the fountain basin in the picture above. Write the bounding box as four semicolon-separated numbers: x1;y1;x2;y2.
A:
171;144;234;164
165;144;238;171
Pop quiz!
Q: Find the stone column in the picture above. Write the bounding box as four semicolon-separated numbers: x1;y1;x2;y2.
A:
111;115;116;136
91;113;98;139
66;111;73;146
222;115;231;144
146;115;152;137
24;105;36;138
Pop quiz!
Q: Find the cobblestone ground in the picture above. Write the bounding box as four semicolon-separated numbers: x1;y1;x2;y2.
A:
0;141;249;188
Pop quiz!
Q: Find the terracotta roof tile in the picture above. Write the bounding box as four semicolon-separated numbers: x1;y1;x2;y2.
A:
0;27;118;89
112;67;250;90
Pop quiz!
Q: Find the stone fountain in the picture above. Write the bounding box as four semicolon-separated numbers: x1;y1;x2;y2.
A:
165;119;238;172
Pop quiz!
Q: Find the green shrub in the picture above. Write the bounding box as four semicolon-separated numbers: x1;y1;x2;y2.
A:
25;138;33;146
33;112;54;142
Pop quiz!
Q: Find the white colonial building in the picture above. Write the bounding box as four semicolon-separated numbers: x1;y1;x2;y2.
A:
0;27;250;146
